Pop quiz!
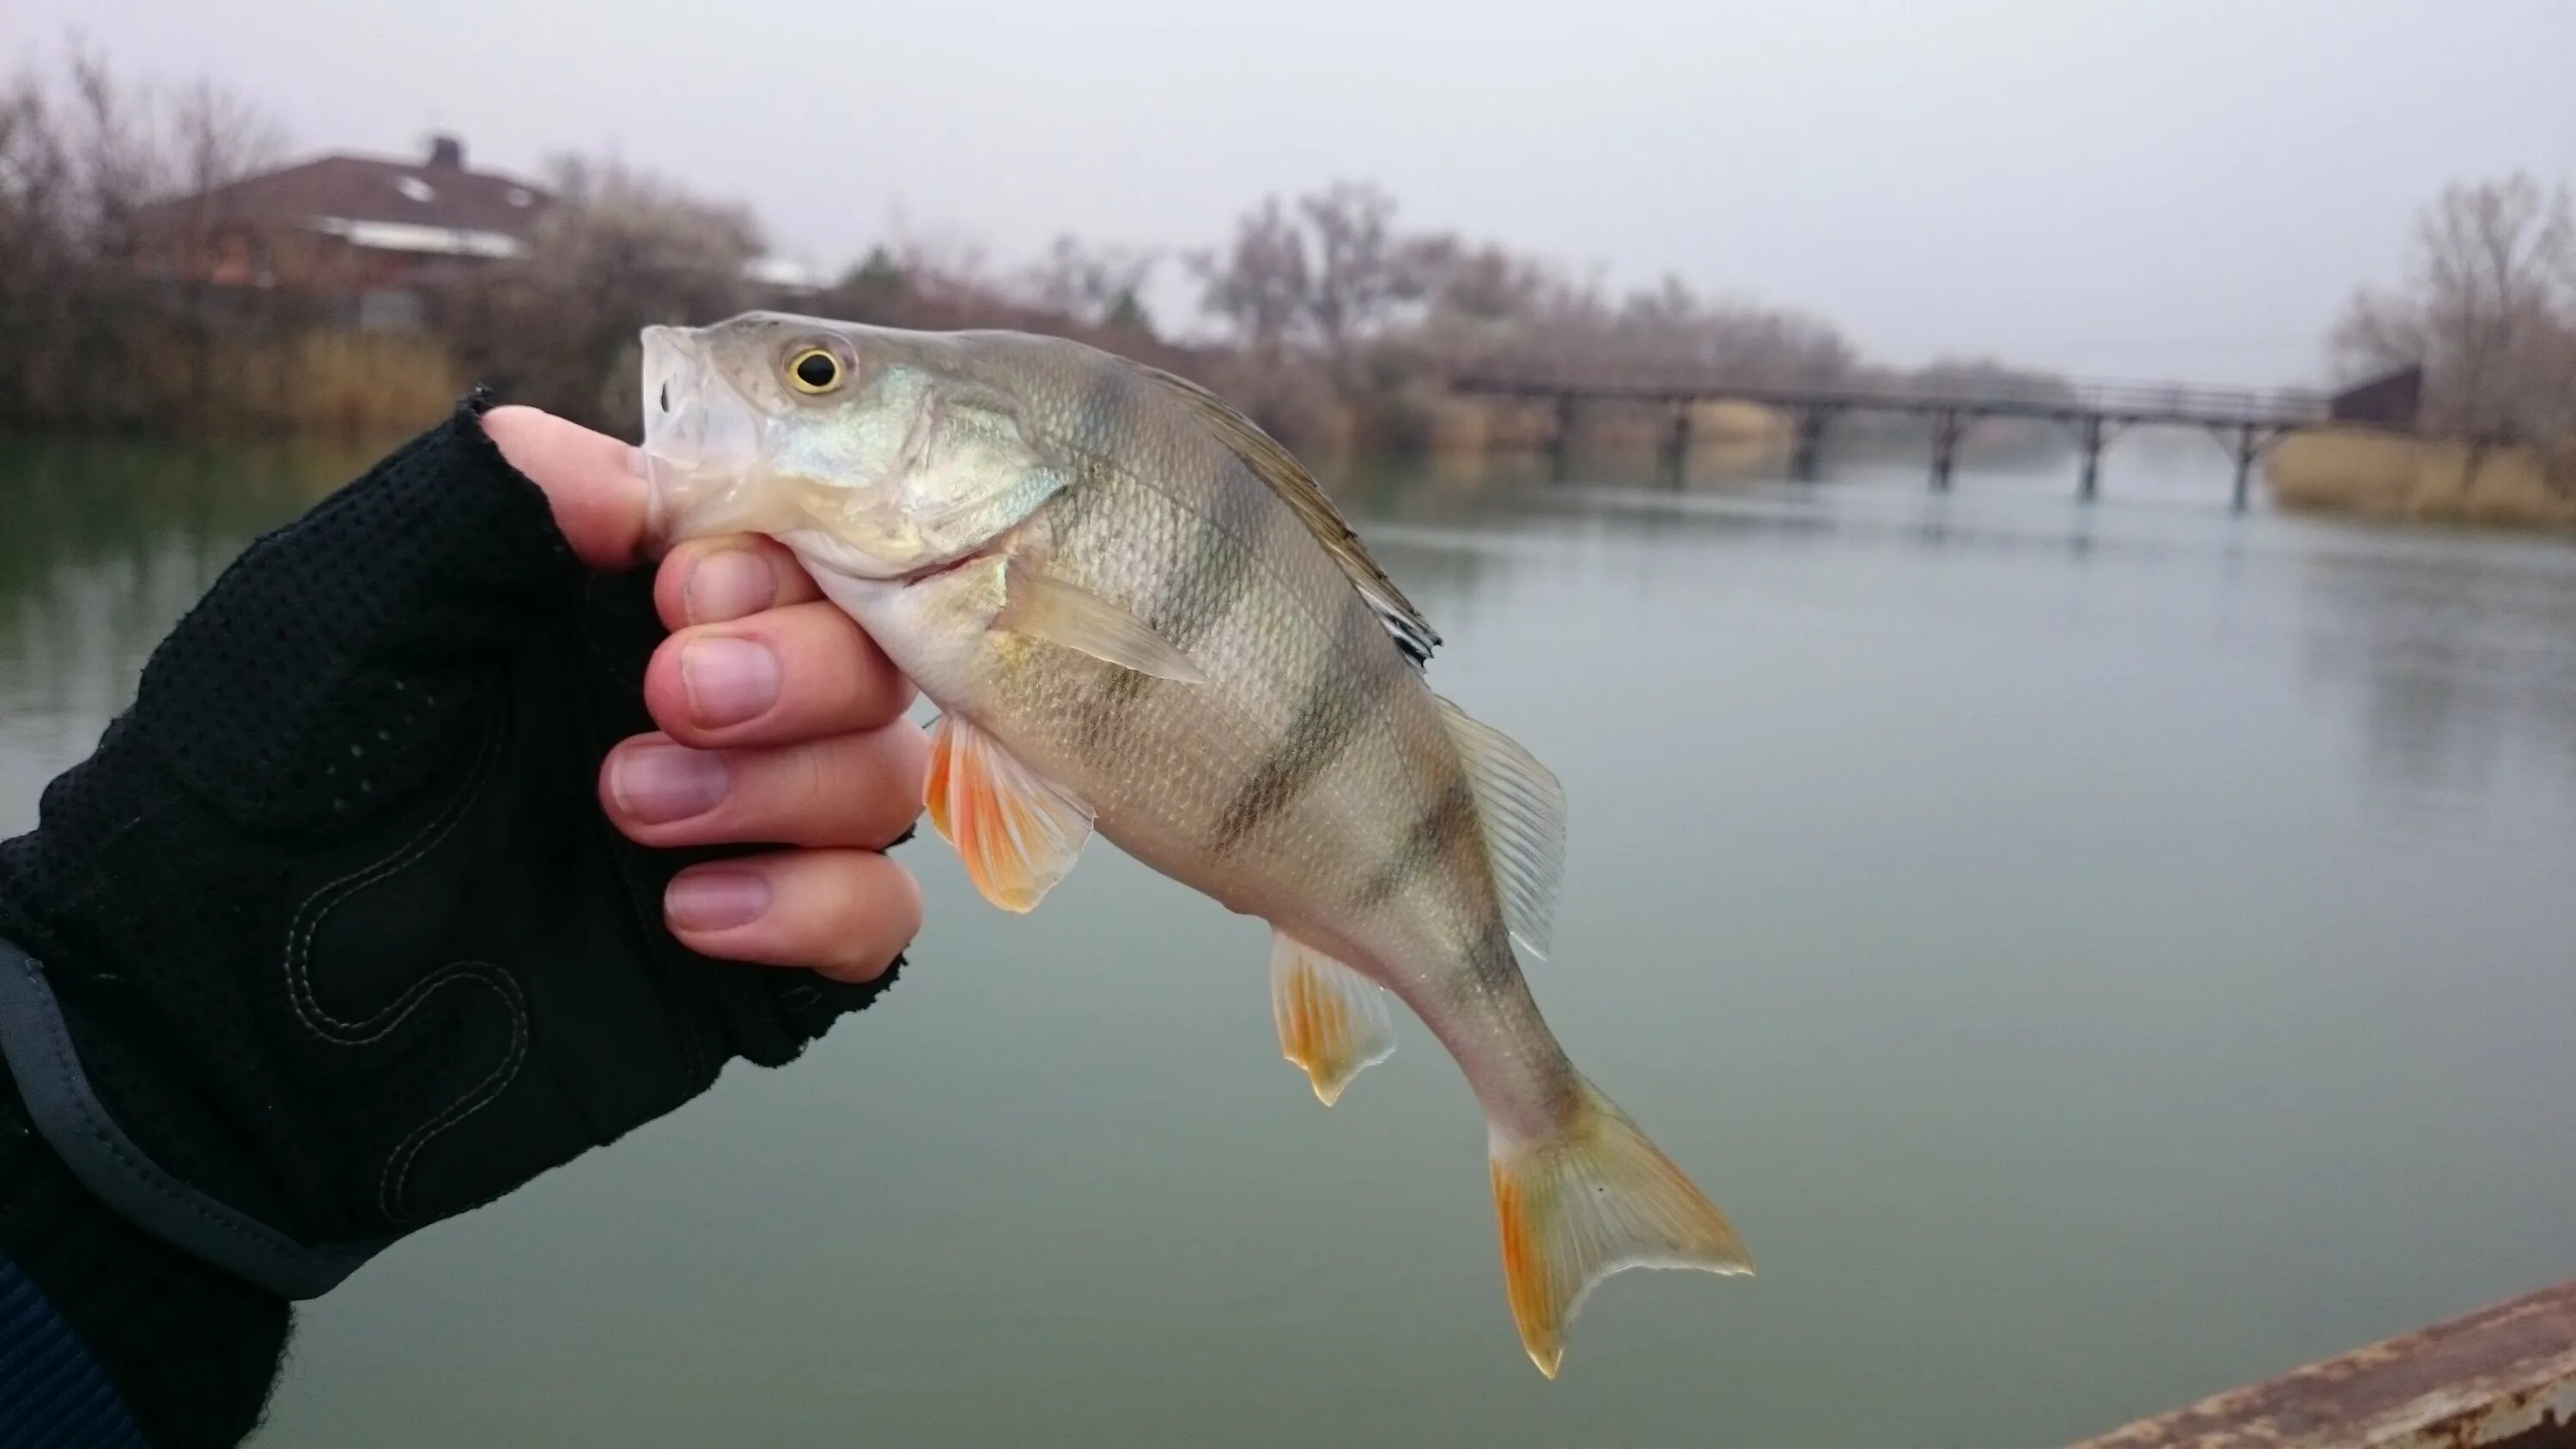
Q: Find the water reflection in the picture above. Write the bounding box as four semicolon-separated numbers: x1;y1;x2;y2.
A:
2286;529;2576;828
0;436;385;822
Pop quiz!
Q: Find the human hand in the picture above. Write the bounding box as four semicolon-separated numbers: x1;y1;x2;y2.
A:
0;395;920;1301
483;406;925;979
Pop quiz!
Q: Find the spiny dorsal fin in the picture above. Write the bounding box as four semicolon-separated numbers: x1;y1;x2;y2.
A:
1126;361;1441;667
1437;696;1567;959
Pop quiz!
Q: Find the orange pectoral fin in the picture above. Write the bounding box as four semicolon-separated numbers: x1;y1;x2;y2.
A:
924;718;957;845
924;713;1095;912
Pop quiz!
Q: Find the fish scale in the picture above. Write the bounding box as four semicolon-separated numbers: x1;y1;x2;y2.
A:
640;311;1753;1377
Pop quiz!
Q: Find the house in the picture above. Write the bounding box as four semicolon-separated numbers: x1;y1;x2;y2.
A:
137;133;823;324
137;135;550;326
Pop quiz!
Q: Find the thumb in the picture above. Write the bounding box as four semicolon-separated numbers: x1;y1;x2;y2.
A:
480;405;653;569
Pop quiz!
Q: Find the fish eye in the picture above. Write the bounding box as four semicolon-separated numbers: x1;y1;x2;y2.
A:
787;346;843;394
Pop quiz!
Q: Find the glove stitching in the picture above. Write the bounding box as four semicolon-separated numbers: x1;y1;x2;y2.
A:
280;710;501;1047
377;961;526;1223
276;702;537;1227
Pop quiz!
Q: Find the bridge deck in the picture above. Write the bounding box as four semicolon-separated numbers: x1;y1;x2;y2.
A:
1453;373;2328;429
1449;371;2336;506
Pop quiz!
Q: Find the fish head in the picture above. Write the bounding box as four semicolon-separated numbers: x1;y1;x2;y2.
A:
641;312;1063;579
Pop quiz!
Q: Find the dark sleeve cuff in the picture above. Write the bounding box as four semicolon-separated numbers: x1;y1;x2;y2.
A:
0;1255;144;1446
0;1068;288;1448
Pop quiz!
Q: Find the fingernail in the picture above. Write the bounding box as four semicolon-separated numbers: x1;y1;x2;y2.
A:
680;636;781;727
666;869;770;931
683;549;775;624
610;743;730;823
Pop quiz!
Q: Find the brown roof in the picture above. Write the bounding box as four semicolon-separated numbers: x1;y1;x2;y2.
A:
150;139;551;237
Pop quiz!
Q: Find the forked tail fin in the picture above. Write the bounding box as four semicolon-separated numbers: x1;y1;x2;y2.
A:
1488;1080;1752;1377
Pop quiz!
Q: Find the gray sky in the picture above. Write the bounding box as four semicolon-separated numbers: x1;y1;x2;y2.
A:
12;0;2573;385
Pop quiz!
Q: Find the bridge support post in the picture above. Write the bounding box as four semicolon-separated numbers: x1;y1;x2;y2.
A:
1929;410;1967;492
1790;406;1831;481
2078;415;2106;501
2232;422;2258;512
1550;394;1576;482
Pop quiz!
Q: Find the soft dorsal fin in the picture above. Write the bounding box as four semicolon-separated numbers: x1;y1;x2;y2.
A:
1437;696;1567;959
1127;361;1441;667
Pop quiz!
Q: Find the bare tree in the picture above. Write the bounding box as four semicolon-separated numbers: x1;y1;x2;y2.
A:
1421;239;1549;325
2333;173;2576;444
1021;233;1157;333
0;72;76;420
1197;182;1458;391
0;46;288;427
161;78;286;415
1194;195;1309;359
1297;180;1437;379
165;79;283;223
450;155;764;428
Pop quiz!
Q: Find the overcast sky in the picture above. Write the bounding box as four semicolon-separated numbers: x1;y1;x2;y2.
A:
11;0;2573;385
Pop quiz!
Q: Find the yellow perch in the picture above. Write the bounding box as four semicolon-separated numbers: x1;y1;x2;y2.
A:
638;312;1750;1375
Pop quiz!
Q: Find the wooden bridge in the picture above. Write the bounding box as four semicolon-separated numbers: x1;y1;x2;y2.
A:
1449;367;2413;510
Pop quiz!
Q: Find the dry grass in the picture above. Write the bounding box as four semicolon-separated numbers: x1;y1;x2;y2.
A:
1429;396;1789;458
268;331;465;435
134;329;465;437
2269;427;2576;533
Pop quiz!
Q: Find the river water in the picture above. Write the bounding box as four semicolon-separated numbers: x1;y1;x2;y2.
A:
4;433;2573;1446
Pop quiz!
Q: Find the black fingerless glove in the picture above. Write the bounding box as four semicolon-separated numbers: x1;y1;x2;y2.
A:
0;396;898;1307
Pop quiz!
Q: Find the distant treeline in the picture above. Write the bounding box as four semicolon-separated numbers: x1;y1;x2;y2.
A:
0;50;2070;452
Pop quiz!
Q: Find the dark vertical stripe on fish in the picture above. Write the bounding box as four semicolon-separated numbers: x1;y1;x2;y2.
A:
1042;460;1113;555
1462;925;1525;991
1052;360;1157;759
1044;365;1133;551
1075;461;1268;754
1355;775;1479;910
1076;664;1157;755
1072;357;1137;454
1149;463;1262;656
1212;652;1370;853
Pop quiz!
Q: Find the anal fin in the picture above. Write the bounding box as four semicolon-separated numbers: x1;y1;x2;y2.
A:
1269;930;1395;1106
926;712;1094;912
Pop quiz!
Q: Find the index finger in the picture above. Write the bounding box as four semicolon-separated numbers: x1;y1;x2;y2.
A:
480;404;651;569
653;535;824;629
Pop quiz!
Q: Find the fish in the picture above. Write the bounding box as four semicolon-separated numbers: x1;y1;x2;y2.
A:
635;312;1751;1375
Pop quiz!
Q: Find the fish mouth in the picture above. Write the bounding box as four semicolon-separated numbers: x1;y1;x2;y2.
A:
640;325;764;549
641;325;761;488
